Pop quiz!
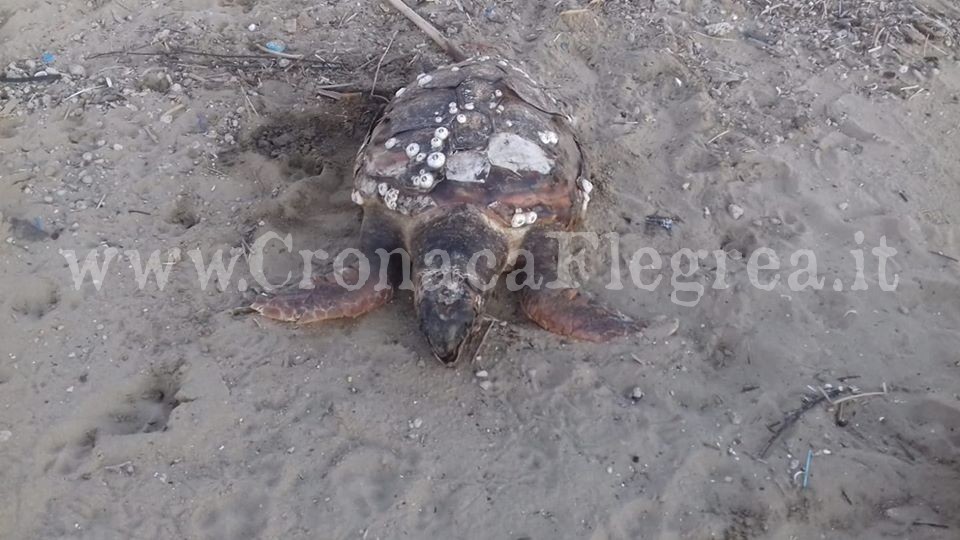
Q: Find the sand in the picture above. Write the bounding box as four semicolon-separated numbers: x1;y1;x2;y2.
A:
2;0;960;538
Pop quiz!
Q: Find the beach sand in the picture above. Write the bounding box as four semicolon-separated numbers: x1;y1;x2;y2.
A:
1;0;959;538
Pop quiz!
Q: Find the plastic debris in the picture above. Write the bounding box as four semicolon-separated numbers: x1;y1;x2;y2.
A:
264;40;286;53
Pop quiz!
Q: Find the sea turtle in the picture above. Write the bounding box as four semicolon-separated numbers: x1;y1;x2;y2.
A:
250;5;648;363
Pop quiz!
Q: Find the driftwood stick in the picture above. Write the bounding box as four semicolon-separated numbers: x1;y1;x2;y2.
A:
383;0;467;62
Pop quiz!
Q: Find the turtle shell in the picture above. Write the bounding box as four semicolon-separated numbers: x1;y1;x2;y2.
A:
353;56;591;231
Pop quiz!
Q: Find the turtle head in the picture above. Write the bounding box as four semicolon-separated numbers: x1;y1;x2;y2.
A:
416;274;483;364
412;208;506;364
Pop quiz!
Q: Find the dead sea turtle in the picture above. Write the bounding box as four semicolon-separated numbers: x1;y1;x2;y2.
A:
251;3;649;363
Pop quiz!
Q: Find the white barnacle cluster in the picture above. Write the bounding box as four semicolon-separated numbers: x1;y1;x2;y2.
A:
392;126;450;194
416;73;433;87
383;186;400;210
511;208;539;228
351;190;364;206
577;177;593;213
538;130;559;145
412;171;435;189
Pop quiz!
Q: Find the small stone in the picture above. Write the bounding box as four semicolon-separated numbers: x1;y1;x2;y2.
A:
838;202;849;211
681;182;691;190
248;23;258;32
629;387;644;401
68;64;86;77
0;430;11;442
723;476;733;483
81;152;93;163
112;144;123;151
727;203;744;220
411;418;423;429
704;22;735;37
286;446;295;453
478;380;493;391
43;195;53;203
475;370;489;378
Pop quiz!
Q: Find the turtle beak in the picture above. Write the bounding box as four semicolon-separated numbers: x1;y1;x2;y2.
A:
416;287;480;364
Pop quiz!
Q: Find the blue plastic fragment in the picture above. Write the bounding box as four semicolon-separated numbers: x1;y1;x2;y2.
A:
802;448;813;488
264;41;286;53
41;52;56;64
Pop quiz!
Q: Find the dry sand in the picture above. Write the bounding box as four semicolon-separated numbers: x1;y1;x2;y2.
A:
2;0;960;538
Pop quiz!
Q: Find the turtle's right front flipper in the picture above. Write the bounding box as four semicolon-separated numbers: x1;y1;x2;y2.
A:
251;272;392;322
251;211;402;323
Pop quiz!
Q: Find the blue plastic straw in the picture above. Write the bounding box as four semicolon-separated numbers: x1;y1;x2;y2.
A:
802;449;813;488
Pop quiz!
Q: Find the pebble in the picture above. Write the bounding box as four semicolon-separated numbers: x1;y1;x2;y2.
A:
68;64;86;77
411;418;423;429
478;380;493;391
0;430;11;442
82;152;93;163
838;202;849;211
704;22;735;37
727;203;744;220
247;23;258;31
475;370;489;378
629;386;644;401
43;195;53;203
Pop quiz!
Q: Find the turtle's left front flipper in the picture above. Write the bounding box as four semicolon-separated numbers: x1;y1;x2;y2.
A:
251;211;401;323
518;231;646;342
